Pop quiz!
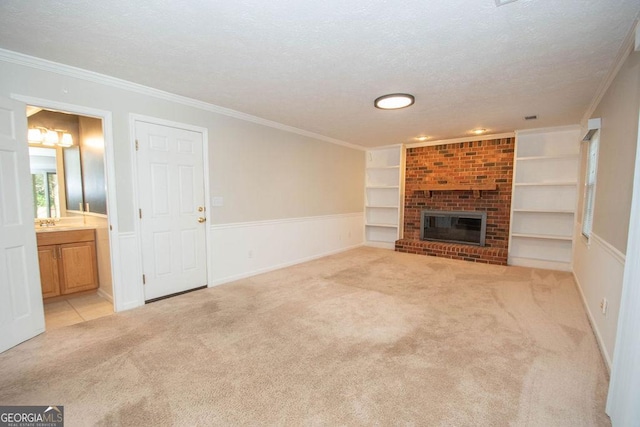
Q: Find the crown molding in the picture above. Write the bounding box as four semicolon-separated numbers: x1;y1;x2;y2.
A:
0;48;365;151
405;132;515;148
515;124;581;136
581;15;640;126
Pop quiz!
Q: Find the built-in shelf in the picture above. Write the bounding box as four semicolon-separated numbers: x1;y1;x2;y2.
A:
516;155;579;161
365;223;398;228
364;146;405;249
509;127;581;271
513;182;577;187
513;208;575;214
366;166;401;170
511;233;573;241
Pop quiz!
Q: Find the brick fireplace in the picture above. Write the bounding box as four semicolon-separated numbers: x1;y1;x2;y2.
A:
395;138;515;265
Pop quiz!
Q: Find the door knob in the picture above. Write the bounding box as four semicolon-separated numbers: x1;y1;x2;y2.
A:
197;217;207;223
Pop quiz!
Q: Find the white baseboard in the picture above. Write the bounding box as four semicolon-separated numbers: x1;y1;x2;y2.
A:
572;271;612;371
209;212;364;286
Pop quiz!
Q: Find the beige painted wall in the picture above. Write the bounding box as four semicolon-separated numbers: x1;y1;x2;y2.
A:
0;59;365;232
583;50;640;253
573;47;640;367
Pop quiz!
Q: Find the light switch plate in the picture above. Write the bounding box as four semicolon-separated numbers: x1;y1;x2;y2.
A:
212;196;224;207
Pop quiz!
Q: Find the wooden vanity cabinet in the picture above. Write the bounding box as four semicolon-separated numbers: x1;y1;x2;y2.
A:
36;229;99;299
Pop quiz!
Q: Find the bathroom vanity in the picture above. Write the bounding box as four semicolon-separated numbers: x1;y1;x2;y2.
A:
36;227;99;299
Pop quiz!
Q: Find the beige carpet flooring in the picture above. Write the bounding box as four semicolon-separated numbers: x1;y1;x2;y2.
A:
0;247;610;426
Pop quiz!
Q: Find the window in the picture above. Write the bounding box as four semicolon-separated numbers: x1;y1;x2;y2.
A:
582;132;599;238
32;171;59;218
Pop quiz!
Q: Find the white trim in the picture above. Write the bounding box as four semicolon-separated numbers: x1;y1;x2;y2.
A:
210;244;364;286
590;233;626;266
8;94;124;312
405;132;515;148
515;125;581;136
581;16;639;126
209;212;364;230
0;48;364;152
572;269;612;370
368;143;405;150
129;114;211;300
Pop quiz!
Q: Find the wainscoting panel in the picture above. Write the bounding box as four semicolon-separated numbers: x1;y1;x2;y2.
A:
572;226;626;370
209;213;364;285
114;232;145;311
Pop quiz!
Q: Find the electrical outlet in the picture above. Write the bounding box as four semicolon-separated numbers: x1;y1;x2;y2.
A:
248;250;253;259
600;298;608;316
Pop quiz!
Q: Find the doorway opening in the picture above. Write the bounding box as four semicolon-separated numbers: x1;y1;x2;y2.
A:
27;106;115;330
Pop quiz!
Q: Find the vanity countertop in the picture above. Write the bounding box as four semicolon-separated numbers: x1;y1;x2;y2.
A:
35;225;97;233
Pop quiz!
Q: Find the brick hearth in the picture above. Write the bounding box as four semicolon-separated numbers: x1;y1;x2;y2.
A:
396;138;515;265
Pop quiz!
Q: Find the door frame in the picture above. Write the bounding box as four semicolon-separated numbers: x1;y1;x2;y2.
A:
10;94;123;311
129;114;212;302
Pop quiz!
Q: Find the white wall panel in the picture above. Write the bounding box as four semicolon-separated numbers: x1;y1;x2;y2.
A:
209;213;363;285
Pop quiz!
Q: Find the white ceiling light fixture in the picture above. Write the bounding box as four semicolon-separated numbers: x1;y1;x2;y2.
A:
472;128;487;135
415;136;429;142
374;94;415;110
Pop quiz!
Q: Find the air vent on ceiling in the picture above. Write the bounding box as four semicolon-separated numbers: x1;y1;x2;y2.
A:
495;0;519;6
524;115;538;120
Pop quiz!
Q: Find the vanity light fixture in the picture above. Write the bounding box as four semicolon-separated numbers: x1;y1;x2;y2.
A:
27;128;43;143
43;130;59;146
374;93;415;110
28;127;74;147
60;133;74;147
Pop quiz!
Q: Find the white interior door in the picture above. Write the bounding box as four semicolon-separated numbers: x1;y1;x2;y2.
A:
0;96;45;353
135;121;207;301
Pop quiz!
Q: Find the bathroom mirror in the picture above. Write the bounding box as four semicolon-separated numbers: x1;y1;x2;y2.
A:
28;108;106;219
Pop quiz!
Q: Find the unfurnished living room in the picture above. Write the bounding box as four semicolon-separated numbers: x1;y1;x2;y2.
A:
0;1;639;426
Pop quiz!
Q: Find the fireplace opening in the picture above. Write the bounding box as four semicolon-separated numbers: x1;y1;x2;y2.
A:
420;210;487;246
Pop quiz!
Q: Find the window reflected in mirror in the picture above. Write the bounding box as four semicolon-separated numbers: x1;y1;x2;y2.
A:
29;147;60;218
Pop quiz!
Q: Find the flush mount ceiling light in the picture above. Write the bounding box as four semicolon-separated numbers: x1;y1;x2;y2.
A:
472;128;487;135
415;136;429;142
374;93;415;110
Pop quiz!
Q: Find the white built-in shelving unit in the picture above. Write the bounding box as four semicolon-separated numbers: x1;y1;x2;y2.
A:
364;146;405;249
509;127;581;271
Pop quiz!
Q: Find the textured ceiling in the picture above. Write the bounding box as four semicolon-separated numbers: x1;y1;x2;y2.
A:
0;0;638;147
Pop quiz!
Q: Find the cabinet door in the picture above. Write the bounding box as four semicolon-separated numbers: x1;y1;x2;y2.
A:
59;241;99;294
37;245;61;299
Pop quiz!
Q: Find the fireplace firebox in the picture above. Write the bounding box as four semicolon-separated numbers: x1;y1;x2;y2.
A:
420;210;487;246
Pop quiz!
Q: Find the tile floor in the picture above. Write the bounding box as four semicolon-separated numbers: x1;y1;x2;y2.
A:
44;293;114;330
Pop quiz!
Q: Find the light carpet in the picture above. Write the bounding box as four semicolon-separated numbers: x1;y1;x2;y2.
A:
0;247;610;426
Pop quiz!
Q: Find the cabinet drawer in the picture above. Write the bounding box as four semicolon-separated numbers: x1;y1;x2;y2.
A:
36;229;96;246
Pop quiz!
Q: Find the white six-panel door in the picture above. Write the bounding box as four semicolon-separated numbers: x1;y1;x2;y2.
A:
135;121;207;301
0;96;45;353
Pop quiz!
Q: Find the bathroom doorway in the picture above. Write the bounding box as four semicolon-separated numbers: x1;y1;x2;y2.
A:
27;106;115;329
